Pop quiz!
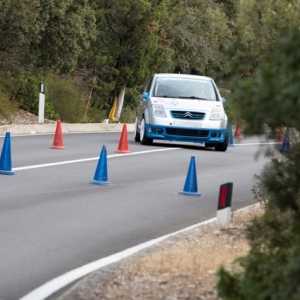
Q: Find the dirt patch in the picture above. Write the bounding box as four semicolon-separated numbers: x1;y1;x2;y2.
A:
0;109;55;125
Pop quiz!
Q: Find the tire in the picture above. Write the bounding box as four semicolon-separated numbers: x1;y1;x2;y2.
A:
215;131;228;152
134;117;140;142
205;143;216;148
140;117;153;145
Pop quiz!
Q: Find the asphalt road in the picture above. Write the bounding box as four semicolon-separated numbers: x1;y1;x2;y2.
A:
0;131;274;300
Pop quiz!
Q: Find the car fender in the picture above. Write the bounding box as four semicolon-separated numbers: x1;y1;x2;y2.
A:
143;107;151;124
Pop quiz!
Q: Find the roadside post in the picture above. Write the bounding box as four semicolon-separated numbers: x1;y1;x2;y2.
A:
217;182;233;226
38;82;45;124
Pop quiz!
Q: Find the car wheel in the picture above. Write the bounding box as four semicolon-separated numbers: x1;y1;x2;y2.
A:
134;117;140;142
215;131;228;152
140;117;153;145
205;143;216;148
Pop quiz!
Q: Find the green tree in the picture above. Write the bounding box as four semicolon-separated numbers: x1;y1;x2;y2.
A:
217;26;300;300
165;0;232;76
224;0;300;77
231;24;300;134
87;0;178;120
0;0;97;74
0;0;97;119
214;0;238;20
0;0;41;51
28;0;97;73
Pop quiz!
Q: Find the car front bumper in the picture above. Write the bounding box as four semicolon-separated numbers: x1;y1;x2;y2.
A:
145;124;227;143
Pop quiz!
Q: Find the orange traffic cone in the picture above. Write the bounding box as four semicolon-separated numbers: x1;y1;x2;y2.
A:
50;120;66;149
276;126;285;142
115;124;131;153
234;119;243;139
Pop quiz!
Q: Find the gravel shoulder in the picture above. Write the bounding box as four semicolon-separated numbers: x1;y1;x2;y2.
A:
56;205;262;300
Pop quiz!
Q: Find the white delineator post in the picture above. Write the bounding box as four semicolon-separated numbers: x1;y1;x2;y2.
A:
217;182;233;226
38;82;45;124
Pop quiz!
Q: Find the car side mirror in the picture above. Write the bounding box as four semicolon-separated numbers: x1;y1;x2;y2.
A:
221;97;226;105
142;92;149;100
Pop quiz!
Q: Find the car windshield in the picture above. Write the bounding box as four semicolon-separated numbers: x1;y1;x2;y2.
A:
153;77;217;101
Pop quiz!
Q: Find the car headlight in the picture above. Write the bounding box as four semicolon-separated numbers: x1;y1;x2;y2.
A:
210;107;224;120
151;104;166;117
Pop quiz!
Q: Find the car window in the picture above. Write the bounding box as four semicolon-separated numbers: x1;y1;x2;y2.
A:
153;77;217;101
144;75;154;93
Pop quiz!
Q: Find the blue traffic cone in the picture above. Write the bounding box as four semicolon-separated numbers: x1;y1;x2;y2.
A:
90;145;110;185
228;124;234;147
280;128;291;153
0;132;15;175
179;156;202;197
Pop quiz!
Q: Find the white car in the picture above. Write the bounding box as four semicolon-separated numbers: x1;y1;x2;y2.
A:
134;73;228;151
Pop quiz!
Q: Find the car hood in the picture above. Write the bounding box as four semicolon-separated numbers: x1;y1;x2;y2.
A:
150;97;224;112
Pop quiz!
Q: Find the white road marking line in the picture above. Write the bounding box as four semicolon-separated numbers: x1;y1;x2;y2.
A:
233;142;279;146
12;148;180;171
12;142;278;171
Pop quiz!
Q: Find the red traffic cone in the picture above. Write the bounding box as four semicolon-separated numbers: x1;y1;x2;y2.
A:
234;119;243;138
50;120;66;149
115;124;131;153
276;125;285;142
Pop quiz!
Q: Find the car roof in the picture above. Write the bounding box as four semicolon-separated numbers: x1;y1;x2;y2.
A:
154;73;213;81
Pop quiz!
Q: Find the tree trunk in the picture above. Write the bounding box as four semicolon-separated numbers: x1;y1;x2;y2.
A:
114;84;126;119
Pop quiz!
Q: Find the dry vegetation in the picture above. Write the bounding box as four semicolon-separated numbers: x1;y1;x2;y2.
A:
59;204;264;300
0;109;55;125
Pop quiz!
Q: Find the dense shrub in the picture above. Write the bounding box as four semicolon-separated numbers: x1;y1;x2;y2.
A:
124;87;142;111
0;86;19;118
217;27;300;300
84;107;107;123
119;106;136;123
0;70;50;119
46;74;86;123
20;76;41;115
217;146;300;300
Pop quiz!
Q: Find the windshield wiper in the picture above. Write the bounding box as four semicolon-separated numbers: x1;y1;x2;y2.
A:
178;96;207;100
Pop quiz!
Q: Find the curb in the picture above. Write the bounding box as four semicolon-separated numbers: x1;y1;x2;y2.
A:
0;123;135;136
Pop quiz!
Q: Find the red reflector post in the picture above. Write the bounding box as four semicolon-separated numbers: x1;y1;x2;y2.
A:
218;182;233;210
219;185;227;207
217;182;233;227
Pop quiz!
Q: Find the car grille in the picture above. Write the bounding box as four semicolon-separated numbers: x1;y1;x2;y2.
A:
166;128;209;137
170;110;205;120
